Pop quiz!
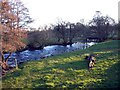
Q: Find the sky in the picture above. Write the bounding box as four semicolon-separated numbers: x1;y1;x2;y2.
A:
21;0;119;28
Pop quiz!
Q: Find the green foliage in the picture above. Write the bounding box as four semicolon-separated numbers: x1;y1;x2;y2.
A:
2;40;120;89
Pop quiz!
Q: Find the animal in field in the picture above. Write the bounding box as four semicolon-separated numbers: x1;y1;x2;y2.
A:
85;54;97;70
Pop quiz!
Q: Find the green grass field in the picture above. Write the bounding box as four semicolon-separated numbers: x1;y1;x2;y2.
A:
2;40;120;89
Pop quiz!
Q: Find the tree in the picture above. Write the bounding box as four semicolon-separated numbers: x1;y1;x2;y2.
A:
74;22;89;42
89;11;115;41
27;30;48;49
9;0;33;28
57;21;68;44
0;0;28;74
114;22;120;40
66;22;81;44
53;21;77;45
27;25;54;50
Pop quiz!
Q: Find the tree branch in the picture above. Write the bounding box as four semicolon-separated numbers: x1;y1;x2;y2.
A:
5;52;12;62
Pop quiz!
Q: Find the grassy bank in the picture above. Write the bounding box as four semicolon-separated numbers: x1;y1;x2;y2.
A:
2;40;120;89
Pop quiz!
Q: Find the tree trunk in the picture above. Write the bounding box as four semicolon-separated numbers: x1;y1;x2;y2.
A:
0;52;12;75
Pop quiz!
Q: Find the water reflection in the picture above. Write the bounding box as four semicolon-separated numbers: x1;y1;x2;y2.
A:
5;42;95;67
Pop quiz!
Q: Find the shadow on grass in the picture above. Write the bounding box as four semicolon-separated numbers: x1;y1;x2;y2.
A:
100;61;120;88
86;61;120;89
2;69;23;80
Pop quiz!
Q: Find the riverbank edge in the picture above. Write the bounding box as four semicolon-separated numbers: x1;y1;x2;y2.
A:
1;41;120;88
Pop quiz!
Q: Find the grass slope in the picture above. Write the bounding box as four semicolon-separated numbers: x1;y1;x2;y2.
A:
2;40;120;89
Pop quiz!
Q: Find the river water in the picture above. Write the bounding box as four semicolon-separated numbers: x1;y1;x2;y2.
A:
5;42;95;67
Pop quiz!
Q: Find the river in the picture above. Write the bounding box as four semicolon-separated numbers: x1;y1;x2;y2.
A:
4;42;95;67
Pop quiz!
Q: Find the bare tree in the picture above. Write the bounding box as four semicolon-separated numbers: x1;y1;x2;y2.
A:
89;11;115;41
27;26;54;49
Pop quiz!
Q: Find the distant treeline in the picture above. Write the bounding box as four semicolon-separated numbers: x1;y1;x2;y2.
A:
26;11;119;50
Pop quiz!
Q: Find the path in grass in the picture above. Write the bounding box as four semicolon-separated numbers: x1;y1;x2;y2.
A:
2;40;120;89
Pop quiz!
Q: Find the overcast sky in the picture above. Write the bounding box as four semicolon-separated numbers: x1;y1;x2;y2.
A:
21;0;119;28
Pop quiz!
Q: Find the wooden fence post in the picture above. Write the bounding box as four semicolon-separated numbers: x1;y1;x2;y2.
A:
14;58;18;69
